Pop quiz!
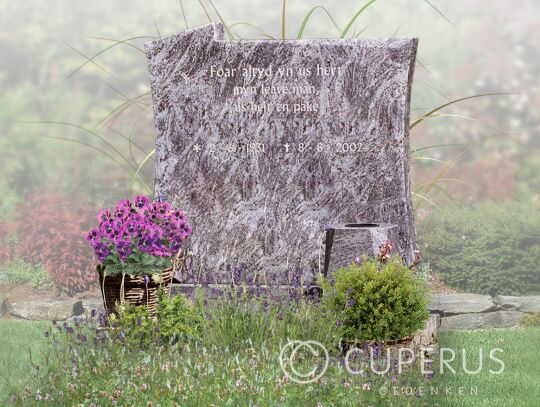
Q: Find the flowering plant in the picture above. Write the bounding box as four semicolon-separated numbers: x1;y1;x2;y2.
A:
86;196;191;277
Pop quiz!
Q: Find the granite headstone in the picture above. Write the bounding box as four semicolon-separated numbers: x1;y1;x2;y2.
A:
145;23;418;285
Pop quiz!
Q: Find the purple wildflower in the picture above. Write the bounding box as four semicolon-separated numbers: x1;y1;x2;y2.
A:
346;298;357;308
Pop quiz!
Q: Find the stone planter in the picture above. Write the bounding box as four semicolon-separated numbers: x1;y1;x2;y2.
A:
340;315;438;358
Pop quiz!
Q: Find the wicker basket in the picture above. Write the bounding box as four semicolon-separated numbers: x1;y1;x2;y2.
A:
98;267;175;317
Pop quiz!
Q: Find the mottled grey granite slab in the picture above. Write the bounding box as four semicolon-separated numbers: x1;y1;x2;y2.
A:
145;23;418;285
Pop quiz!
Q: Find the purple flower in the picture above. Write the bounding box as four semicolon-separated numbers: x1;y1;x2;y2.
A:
128;213;143;224
346;298;357;308
97;209;111;223
115;240;132;261
169;235;183;251
134;195;150;209
114;204;129;220
137;236;154;253
124;220;138;236
85;228;100;243
99;221;115;239
172;209;186;222
143;275;150;285
156;201;171;217
92;242;111;262
117;198;132;208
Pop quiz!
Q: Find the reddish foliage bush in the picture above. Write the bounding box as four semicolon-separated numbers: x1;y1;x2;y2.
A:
3;191;98;295
0;223;11;264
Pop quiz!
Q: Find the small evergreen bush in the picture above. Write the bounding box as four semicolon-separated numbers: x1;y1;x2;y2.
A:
114;290;203;346
323;257;430;341
418;201;540;295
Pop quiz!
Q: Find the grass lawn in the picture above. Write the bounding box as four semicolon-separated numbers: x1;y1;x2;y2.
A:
1;320;539;406
428;328;540;407
0;321;48;405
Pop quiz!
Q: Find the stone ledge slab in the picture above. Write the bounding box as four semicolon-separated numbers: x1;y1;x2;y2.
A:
493;295;540;313
428;293;497;315
8;299;84;321
0;294;6;318
440;311;523;330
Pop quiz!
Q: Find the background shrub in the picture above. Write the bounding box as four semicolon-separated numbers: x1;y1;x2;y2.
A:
521;312;540;327
0;259;52;290
0;190;97;295
323;257;430;341
418;201;540;295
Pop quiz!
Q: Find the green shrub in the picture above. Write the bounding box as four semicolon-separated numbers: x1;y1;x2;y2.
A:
521;312;540;327
114;290;203;346
323;257;430;341
418;201;540;295
0;259;52;290
155;290;204;340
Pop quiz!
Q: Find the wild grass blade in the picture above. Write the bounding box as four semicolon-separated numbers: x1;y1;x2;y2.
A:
40;135;135;179
154;21;162;38
86;36;148;54
340;0;378;39
208;0;234;40
410;112;481;128
94;92;151;129
414;145;471;211
415;79;451;100
63;41;118;80
106;127;154;161
132;149;156;187
229;23;275;39
354;26;369;38
410;93;514;130
178;0;189;29
197;0;213;23
296;6;340;39
282;0;287;39
21;121;139;173
410;143;466;154
412;191;440;209
415;178;473;189
412;156;448;164
423;0;454;27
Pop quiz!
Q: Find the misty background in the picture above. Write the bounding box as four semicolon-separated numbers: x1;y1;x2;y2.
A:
0;0;538;297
